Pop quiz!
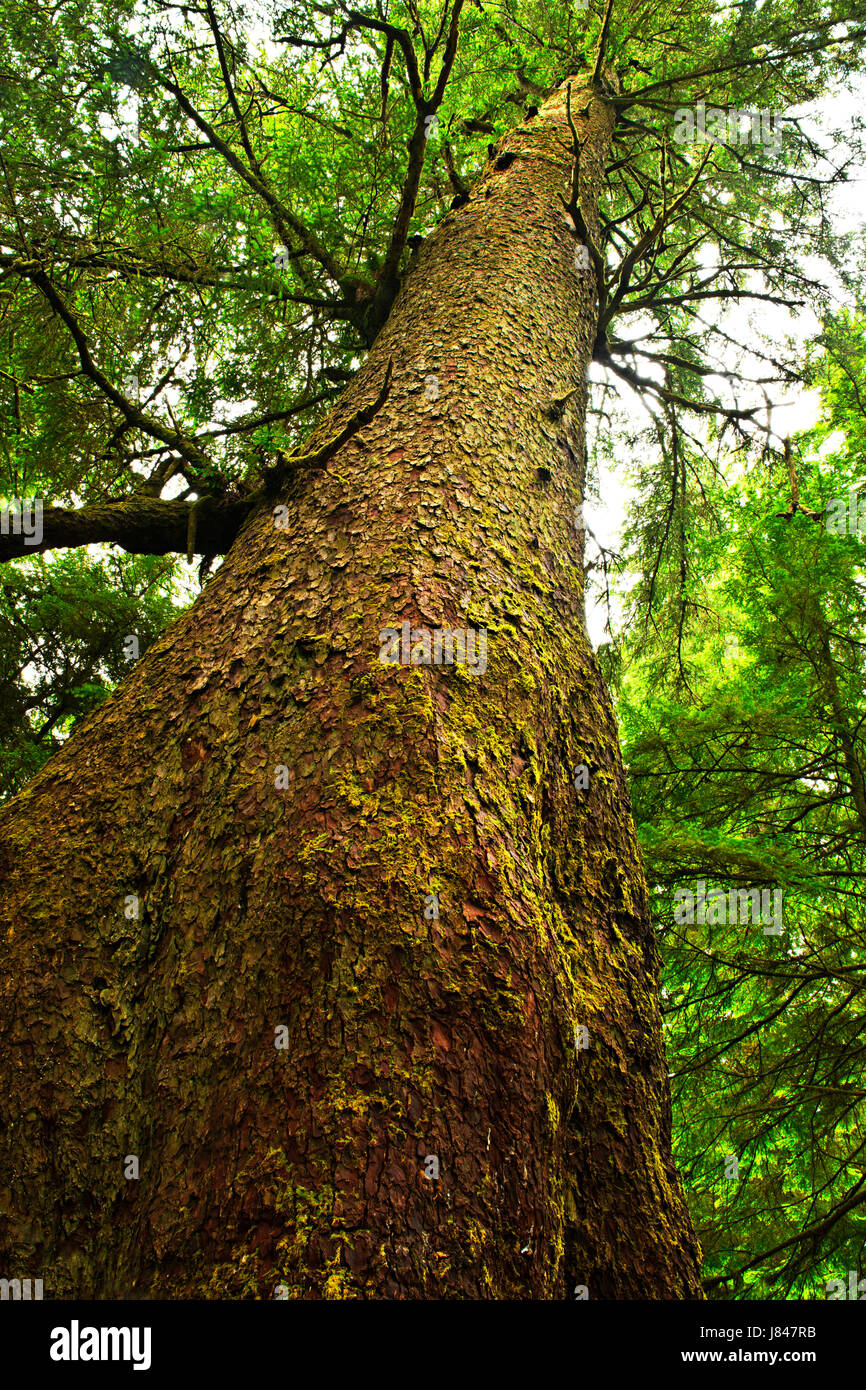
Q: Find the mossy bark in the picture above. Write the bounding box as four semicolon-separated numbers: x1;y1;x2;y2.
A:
0;79;702;1299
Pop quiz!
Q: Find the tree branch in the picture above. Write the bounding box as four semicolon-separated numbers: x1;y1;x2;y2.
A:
23;264;219;476
0;494;251;564
262;358;394;492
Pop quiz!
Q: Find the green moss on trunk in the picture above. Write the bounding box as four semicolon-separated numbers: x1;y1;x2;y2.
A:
0;78;701;1299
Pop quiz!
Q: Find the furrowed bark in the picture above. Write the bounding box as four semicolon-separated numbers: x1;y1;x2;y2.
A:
0;76;702;1299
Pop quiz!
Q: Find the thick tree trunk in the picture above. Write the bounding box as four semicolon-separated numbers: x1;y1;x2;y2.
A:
0;78;702;1299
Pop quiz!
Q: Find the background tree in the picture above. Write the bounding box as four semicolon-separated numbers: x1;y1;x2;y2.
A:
0;551;181;798
610;317;866;1297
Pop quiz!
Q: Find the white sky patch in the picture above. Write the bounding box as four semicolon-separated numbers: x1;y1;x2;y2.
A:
584;77;866;650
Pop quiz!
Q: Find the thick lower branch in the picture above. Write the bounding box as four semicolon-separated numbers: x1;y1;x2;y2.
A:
0;494;253;562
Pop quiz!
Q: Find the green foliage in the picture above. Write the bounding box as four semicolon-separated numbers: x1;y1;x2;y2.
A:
0;549;180;799
612;317;866;1297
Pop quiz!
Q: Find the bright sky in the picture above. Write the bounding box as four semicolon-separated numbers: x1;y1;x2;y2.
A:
583;79;866;647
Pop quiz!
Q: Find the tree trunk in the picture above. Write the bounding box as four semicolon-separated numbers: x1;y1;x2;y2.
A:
0;78;702;1299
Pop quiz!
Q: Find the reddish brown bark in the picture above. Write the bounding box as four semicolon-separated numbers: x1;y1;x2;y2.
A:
0;77;702;1298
